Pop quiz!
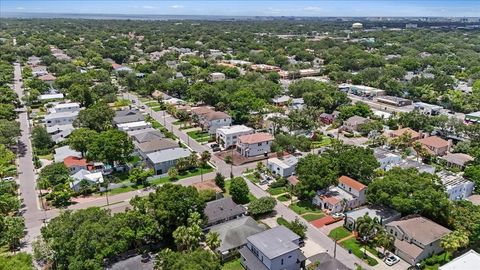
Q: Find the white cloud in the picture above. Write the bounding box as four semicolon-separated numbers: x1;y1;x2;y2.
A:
16;7;25;10
142;5;155;10
303;6;322;12
170;5;184;9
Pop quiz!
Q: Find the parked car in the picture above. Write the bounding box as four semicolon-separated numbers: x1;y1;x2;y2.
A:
332;213;345;219
210;143;219;149
212;147;221;152
2;177;15;182
385;254;400;266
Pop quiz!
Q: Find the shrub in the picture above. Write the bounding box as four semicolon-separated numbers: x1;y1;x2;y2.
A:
248;196;276;217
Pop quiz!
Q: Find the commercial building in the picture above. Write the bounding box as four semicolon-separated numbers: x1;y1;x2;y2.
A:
413;102;443;116
377;96;413;107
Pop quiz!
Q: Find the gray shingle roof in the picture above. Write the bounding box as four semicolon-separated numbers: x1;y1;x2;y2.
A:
204;197;247;225
132;130;165;143
209;216;265;253
308;253;350;270
136;138;178;154
146;148;190;164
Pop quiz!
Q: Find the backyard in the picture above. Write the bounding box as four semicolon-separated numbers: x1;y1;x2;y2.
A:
222;259;243;270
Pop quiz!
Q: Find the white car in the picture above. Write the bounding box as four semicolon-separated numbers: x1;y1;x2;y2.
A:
332;213;345;219
385;254;400;266
2;177;15;182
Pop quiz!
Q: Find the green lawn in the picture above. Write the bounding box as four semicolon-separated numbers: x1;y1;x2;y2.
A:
187;130;211;141
277;217;289;226
38;153;53;160
340;238;378;266
144;101;159;106
173;120;188;126
245;173;260;183
222;259;243;270
151;106;162;112
289;200;322;215
302;213;325;221
108;185;138;195
328;226;352;241
268;186;286;195
139;97;153;102
277;194;291;202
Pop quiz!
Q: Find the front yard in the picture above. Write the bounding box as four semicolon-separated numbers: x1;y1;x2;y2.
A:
187;130;211;143
328;226;352;241
340;238;379;266
289;200;323;215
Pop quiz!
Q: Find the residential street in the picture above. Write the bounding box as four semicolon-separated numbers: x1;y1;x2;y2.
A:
13;62;45;252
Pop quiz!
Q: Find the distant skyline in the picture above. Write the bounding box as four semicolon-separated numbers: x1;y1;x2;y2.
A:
1;1;480;17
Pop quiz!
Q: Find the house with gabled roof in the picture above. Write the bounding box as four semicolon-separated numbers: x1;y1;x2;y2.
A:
203;197;247;227
236;132;274;157
385;216;451;265
418;136;451;156
312;175;367;213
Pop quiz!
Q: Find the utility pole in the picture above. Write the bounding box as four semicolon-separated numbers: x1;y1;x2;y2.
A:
333;231;338;258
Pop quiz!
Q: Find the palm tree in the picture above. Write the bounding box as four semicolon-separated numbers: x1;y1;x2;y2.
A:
175;157;189;172
199;151;211;181
340;198;349;213
168;167;178;180
441;230;469;260
375;230;395;256
188;152;199;169
205;231;221;252
355;214;381;242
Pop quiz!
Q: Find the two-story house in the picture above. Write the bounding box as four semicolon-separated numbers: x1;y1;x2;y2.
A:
202;111;232;135
343;116;369;132
312;175;367;213
438;171;475;201
236;133;274;157
216;125;254;149
385;216;451;265
267;155;299;178
240;226;306;270
417;136;451;156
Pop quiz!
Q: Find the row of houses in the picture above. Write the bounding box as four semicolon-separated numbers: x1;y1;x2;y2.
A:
113;109;191;175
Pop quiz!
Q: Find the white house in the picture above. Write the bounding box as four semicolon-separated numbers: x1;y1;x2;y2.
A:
267;155;298;178
385;216;451;265
240;226;306;270
216;125;254;149
116;121;151;132
439;249;480;270
202;111;232;135
146;147;191;175
373;148;402;170
209;72;226;82
70;169;104;192
312;175;367;213
47;124;75;143
48;102;80;114
438;171;475;201
236;133;274;157
39;93;64;101
44;111;79;127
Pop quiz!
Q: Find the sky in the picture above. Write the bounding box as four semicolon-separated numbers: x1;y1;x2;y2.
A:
1;1;480;17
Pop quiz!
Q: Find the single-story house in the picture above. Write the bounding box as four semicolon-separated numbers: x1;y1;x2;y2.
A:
319;112;339;125
54;146;81;163
47;124;75;143
267;155;298;178
128;128;165;143
117;121;151;132
203;197;247;228
113;109;145;125
48;102;80;114
344;206;401;230
38;73;56;84
209;72;226;82
44;111;79;128
236;132;274;157
209;216;265;260
146;147;191;175
440;153;474;170
385;216;451;265
71;169;104;192
64;156;88;174
343;116;369;132
373;148;402;171
135;138;178;159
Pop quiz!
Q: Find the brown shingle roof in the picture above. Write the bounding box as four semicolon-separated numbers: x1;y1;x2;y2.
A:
238;132;274;144
339;175;367;191
441;153;474;166
388;216;451;245
418;136;449;149
38;74;56;81
191;106;215;116
391;127;420;139
204;111;231;121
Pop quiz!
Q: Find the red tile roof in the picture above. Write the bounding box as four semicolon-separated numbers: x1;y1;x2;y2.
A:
63;156;87;167
238;132;274;144
339;175;367;191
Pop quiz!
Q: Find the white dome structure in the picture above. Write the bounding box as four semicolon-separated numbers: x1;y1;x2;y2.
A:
352;22;363;30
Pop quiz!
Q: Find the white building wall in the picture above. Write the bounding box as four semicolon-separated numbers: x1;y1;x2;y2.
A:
446;182;475;200
238;141;272;157
45;115;77;127
207;118;232;135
